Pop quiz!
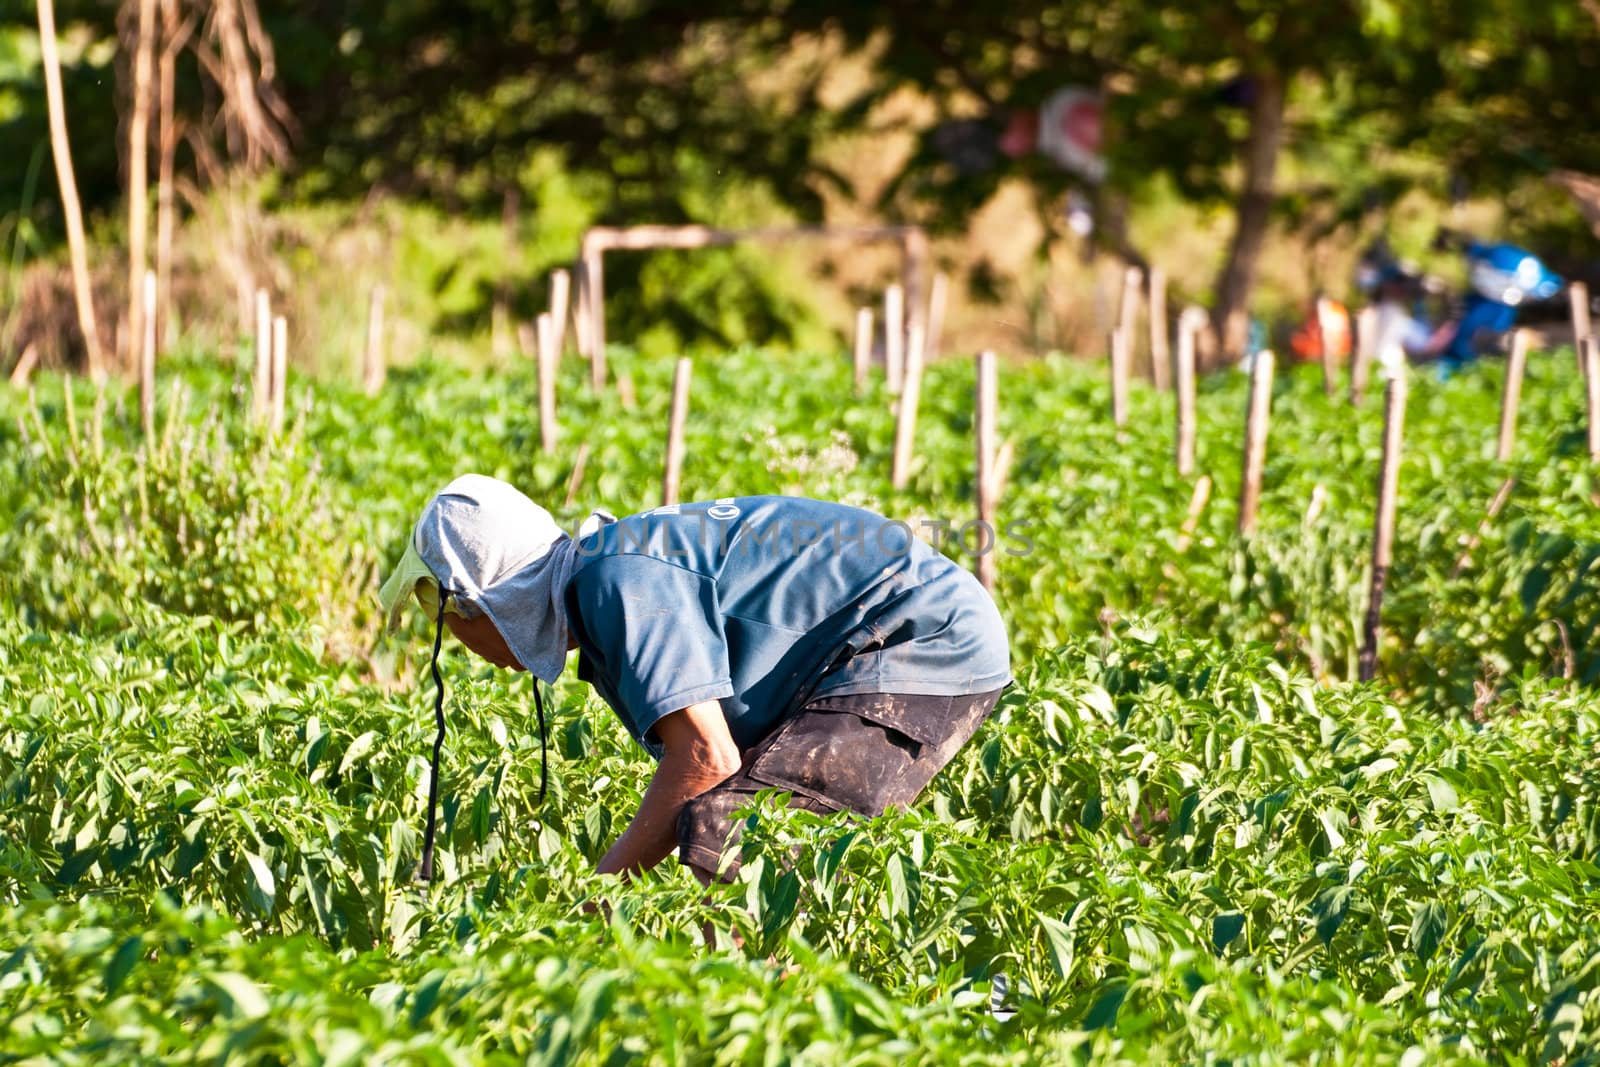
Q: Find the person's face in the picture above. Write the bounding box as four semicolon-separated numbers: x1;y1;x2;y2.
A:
445;610;525;671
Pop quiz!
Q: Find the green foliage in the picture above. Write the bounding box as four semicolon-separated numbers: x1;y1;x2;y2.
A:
1;342;1597;1061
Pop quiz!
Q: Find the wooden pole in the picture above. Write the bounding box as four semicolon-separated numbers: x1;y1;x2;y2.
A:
1148;267;1170;391
1359;367;1408;682
127;0;157;375
563;442;591;510
9;343;40;387
154;0;187;351
1176;475;1213;553
1571;282;1592;378
139;270;156;439
1237;350;1276;536
662;357;691;505
1495;328;1528;462
363;284;386;395
537;312;558;454
1304;483;1328;527
1586;337;1600;462
925;271;948;365
1109;328;1130;429
892;322;926;489
990;439;1015;504
252;288;271;421
1450;476;1516;578
853;307;872;394
975;350;998;594
884;284;905;393
573;260;592;361
1176;307;1203;476
36;0;105;378
582;240;607;389
270;314;287;435
1316;296;1338;397
1118;266;1142;374
1351;306;1378;406
549;268;570;356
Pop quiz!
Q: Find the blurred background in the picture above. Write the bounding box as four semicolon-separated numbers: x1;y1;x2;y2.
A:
3;0;1599;377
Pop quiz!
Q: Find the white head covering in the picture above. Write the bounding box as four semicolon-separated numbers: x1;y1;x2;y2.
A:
379;474;607;684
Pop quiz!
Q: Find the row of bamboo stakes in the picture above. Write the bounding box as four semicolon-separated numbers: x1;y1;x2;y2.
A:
628;269;1598;682
36;240;1600;683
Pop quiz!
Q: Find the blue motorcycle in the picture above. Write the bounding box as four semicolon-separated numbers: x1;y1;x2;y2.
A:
1434;232;1564;370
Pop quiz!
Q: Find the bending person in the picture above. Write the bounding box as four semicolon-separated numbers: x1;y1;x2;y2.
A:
379;475;1011;883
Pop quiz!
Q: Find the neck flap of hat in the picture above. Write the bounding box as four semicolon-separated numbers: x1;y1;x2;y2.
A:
412;474;577;684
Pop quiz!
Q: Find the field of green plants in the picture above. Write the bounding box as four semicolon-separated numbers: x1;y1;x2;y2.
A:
1;341;1597;1063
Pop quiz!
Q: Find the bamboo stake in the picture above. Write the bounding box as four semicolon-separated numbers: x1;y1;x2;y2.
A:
139;270;157;439
1176;307;1203;476
269;314;287;435
853;307;872;394
1571;282;1591;378
975;351;998;594
1586;337;1600;462
990;439;1016;504
537;312;557;454
127;0;157;375
37;0;105;377
584;245;606;389
252;288;271;420
1305;483;1328;527
1352;306;1378;405
1118;266;1142;372
1316;296;1338;397
155;0;187;350
1496;328;1528;462
1359;367;1408;682
884;284;905;394
662;358;692;505
1109;328;1130;429
925;271;948;365
363;284;386;395
1176;475;1213;553
549;268;570;357
892;322;926;489
1148;267;1170;391
563;441;591;510
573;260;592;361
1450;476;1516;578
1237;350;1276;536
9;343;40;387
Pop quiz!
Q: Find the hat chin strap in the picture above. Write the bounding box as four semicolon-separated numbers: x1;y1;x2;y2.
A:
415;588;549;887
417;587;451;884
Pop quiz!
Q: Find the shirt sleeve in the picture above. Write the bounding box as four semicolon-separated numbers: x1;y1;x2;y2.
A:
568;554;734;745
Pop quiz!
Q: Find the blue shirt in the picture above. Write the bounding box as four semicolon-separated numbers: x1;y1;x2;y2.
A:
563;496;1011;758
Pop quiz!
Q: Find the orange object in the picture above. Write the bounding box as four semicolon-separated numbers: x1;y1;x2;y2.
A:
1290;300;1352;363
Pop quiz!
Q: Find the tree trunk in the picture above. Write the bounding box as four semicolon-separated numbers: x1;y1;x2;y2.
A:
127;0;157;375
1211;72;1286;366
36;0;106;378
